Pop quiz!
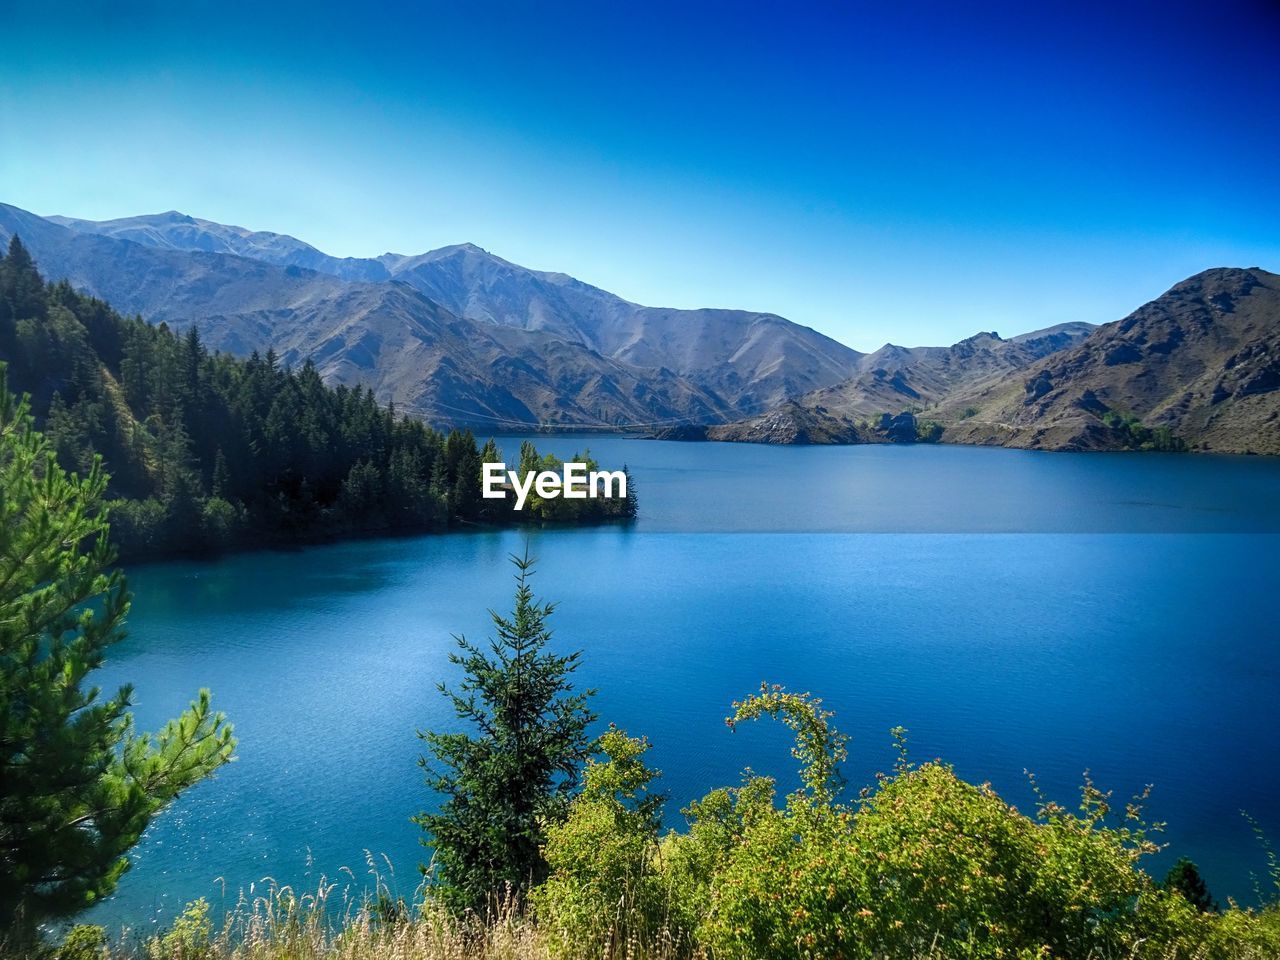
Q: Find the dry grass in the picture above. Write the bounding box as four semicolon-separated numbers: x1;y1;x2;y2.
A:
98;863;684;960
128;897;681;960
92;888;1280;960
118;907;1280;960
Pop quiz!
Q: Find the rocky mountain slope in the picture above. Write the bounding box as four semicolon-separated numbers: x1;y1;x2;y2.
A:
47;210;391;281
691;268;1279;454
0;204;726;427
38;208;863;414
674;323;1094;444
374;242;863;410
939;267;1280;454
831;324;1094;417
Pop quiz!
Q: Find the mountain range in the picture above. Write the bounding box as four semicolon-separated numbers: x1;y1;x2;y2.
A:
0;205;862;429
2;201;1276;453
694;267;1279;454
687;324;1093;443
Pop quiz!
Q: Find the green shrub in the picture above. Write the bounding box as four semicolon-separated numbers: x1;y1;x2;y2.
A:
1100;411;1186;452
533;728;668;957
199;497;243;550
654;685;1257;960
657;774;778;945
915;419;944;442
147;899;212;960
105;496;168;554
55;925;107;960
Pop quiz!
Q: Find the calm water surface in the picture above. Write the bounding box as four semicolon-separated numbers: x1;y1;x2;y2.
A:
90;440;1280;928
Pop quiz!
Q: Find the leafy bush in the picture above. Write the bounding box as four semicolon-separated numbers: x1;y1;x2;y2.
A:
1101;410;1187;452
533;728;668;956
199;497;244;550
147;899;211;960
650;686;1272;959
915;419;944;442
55;925;107;960
105;497;168;555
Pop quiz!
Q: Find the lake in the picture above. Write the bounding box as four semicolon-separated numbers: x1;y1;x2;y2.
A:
89;439;1280;930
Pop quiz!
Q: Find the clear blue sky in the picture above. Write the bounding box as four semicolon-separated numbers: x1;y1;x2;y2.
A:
2;0;1277;350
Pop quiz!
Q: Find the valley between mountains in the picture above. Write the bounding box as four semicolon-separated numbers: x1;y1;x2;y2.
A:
2;202;1276;454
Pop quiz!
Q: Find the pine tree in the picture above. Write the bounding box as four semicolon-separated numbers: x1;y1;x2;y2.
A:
414;551;595;914
1164;857;1217;912
449;443;482;520
0;366;235;941
211;446;231;499
1;236;45;325
622;464;638;519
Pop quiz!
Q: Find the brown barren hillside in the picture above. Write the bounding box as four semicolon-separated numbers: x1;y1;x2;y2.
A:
687;267;1280;454
667;324;1095;444
938;268;1280;454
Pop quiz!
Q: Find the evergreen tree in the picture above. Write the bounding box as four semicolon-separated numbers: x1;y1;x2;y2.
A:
623;464;638;519
1164;857;1217;912
211;446;230;499
0;236;45;327
0;367;235;941
415;551;595;914
448;442;482;520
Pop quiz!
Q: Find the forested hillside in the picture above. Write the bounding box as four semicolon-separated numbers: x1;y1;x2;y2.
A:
0;237;633;558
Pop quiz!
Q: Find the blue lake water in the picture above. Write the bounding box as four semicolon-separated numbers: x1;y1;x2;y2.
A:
90;439;1280;930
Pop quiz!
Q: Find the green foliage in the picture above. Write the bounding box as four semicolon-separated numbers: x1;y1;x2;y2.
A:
654;773;778;950
726;684;848;805
1101;410;1187;452
533;728;668;956
663;689;1246;959
198;497;242;550
414;552;595;915
1165;856;1218;912
915;418;944;442
102;497;168;555
0;369;234;942
146;899;212;960
0;242;633;560
54;925;107;960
